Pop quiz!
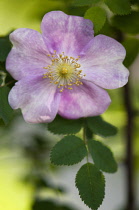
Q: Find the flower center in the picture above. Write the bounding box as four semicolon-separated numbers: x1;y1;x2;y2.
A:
43;51;85;92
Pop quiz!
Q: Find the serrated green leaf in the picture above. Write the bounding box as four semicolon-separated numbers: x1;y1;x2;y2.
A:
87;116;117;137
48;115;83;135
112;12;139;34
84;6;106;33
104;0;131;15
75;163;105;210
73;0;101;6
50;135;87;165
0;36;11;62
0;86;13;124
88;140;117;173
122;38;139;67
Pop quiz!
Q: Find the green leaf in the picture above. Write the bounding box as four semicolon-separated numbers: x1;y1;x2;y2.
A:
75;163;105;210
104;0;131;15
87;116;117;137
68;5;89;17
0;36;11;62
122;38;139;67
84;6;106;33
88;140;117;173
47;115;83;135
0;86;13;124
50;135;87;165
73;0;101;6
112;12;139;34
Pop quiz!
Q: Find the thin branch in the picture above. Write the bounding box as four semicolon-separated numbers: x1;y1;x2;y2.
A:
123;82;135;210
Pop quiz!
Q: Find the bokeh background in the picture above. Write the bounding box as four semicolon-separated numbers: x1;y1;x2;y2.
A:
0;0;139;209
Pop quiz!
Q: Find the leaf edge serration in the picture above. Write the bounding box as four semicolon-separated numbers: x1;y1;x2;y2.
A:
50;135;87;166
75;163;106;210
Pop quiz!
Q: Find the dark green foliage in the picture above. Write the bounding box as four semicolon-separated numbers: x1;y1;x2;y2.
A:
0;118;5;126
68;6;90;16
0;78;3;85
97;20;116;38
73;0;101;6
32;199;73;210
112;12;139;34
75;163;105;210
88;139;118;173
130;0;139;4
0;86;13;124
48;115;83;135
104;0;131;15
122;38;139;67
0;62;6;71
23;173;64;193
50;135;87;165
84;6;106;33
87;116;117;137
0;36;11;62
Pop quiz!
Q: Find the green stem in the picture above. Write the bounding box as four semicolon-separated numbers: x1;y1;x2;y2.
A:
83;122;93;163
0;80;15;87
83;126;89;163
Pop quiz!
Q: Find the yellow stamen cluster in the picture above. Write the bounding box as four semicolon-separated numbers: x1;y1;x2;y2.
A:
43;51;85;92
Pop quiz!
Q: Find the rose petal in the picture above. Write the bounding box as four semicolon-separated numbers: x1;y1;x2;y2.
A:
9;75;61;123
80;35;129;89
41;11;94;56
58;81;111;119
82;61;129;89
6;28;50;80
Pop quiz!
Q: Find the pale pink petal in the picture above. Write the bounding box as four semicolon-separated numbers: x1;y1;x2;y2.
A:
80;35;129;89
58;81;111;119
6;28;51;80
9;75;61;123
41;11;94;56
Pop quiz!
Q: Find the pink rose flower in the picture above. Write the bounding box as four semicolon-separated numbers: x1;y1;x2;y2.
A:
6;11;129;123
